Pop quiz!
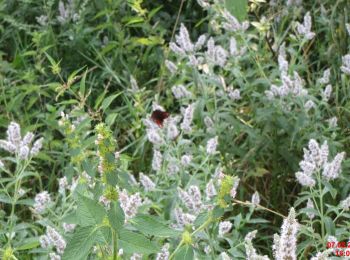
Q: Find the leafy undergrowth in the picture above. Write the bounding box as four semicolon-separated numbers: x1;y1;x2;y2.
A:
1;0;350;259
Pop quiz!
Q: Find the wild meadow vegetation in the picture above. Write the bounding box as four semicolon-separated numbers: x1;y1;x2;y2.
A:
1;0;350;259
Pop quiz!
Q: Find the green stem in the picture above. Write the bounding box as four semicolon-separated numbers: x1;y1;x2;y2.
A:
112;229;118;260
317;172;325;242
169;240;184;260
7;159;30;246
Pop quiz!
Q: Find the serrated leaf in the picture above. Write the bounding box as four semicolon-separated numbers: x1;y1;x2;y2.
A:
108;202;125;230
131;214;180;237
101;93;122;111
225;0;247;22
62;226;99;260
174;245;194;260
77;194;106;226
118;228;159;254
324;216;335;235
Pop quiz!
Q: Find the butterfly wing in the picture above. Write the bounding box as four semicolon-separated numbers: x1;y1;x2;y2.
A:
151;110;170;127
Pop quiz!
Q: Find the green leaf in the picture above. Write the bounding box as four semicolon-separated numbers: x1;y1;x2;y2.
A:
79;69;87;96
225;0;248;22
101;92;122;111
108;202;125;230
324;216;335;235
174;245;194;260
131;214;180;237
118;228;159;254
15;237;40;251
62;226;99;260
77;194;106;226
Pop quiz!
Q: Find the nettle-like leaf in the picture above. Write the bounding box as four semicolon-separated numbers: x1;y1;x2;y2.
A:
76;194;106;226
118;228;160;254
225;0;248;22
107;201;125;230
62;226;101;260
174;245;194;260
130;214;181;237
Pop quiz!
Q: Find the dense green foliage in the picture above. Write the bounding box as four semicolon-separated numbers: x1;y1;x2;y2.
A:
1;0;350;259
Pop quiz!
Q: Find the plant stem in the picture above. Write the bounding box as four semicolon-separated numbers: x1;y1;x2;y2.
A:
233;199;287;218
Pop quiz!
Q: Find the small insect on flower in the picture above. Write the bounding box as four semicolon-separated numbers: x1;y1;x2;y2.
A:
151;109;170;127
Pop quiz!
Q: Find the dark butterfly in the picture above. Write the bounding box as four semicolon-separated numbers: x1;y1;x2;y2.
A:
151;109;170;127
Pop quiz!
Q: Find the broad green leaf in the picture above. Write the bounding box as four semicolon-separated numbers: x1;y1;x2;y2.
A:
174;245;194;260
77;194;106;226
225;0;248;22
118;228;159;254
101;93;122;111
131;214;180;237
62;226;99;260
324;216;335;235
15;237;40;251
108;202;125;230
79;70;87;96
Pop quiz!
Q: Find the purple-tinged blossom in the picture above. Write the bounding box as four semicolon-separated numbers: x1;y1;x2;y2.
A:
156;244;170;260
174;207;196;228
165;60;177;74
318;69;331;85
306;199;315;220
19;145;29;160
346;24;350;36
322;152;346;180
180;103;195;133
175;24;194;53
119;189;143;222
58;176;68;194
46;226;66;254
229;37;238;56
181;155;192;166
171;85;192;99
169;42;186;56
139;172;156;191
146;128;164;145
34;191;51;213
227;87;241;100
222;10;249;32
296;12;315;40
195;34;207;50
327;117;338;128
251;191;260;206
22;132;34;146
206;179;217;200
322;84;332;101
130;75;139;92
295;171;316;187
31;137;44;156
244;230;270;260
39;235;51;248
273;208;299;260
219;221;232;236
62;223;76;233
305;100;315;111
167;160;180;175
99;195;111;210
206;136;218;155
178;185;203;214
340;195;350;210
152;149;162;171
340;54;350;75
230;178;240;199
